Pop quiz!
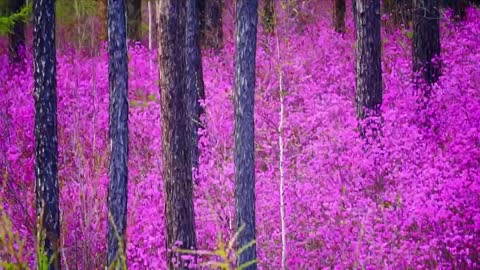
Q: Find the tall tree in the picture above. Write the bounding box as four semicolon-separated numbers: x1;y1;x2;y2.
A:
262;0;275;33
383;0;413;26
106;0;129;269
234;0;258;269
98;0;107;41
8;0;25;62
199;0;223;50
127;0;141;40
186;0;206;169
33;0;61;269
354;0;383;121
158;1;197;269
413;0;441;91
334;0;346;33
443;0;467;20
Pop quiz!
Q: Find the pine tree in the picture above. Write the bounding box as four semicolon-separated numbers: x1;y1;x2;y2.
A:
106;0;129;268
33;0;61;268
234;0;258;269
158;0;197;268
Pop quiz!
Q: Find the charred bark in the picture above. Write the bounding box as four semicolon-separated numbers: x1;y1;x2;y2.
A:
33;0;61;269
413;0;441;90
158;1;197;269
186;0;206;169
106;0;129;269
8;0;25;62
234;0;258;269
354;0;383;121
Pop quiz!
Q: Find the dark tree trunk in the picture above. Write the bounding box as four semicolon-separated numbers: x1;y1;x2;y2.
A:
383;0;413;26
199;0;223;50
186;0;206;169
413;0;441;90
127;0;142;40
234;0;258;269
449;0;467;20
334;0;346;33
8;0;25;62
352;0;357;29
158;1;197;269
354;0;383;120
33;0;61;269
106;0;129;269
262;0;275;33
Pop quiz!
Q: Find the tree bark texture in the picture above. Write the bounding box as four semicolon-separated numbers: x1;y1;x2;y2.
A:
413;0;441;89
262;0;275;33
186;0;206;169
8;0;25;62
234;0;258;269
158;1;197;269
33;0;61;269
107;0;129;269
199;0;223;50
127;0;142;40
334;0;346;33
354;0;383;120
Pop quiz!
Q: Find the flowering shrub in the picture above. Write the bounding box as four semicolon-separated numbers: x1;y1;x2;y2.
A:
1;6;479;270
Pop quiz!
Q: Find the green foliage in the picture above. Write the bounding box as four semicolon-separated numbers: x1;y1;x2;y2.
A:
0;201;28;269
174;225;257;270
56;0;97;26
0;3;31;36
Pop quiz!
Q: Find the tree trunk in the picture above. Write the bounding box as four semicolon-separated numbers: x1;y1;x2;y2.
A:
186;0;206;169
33;0;61;269
334;0;346;33
413;0;441;90
8;0;25;62
127;0;141;41
234;0;258;269
453;0;467;20
98;0;107;41
262;0;275;33
354;0;383;120
158;1;197;269
106;0;129;269
384;0;413;26
199;0;223;50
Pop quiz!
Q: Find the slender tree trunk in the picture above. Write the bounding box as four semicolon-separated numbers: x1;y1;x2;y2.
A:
262;0;275;33
158;1;197;269
384;0;413;26
186;0;206;169
106;0;129;269
127;0;142;41
453;0;467;20
33;0;61;269
8;0;25;62
334;0;346;33
413;0;441;91
199;0;223;50
98;0;108;41
354;0;383;121
234;0;258;269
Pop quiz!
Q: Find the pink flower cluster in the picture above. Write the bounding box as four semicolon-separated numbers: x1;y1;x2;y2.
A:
1;6;479;270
